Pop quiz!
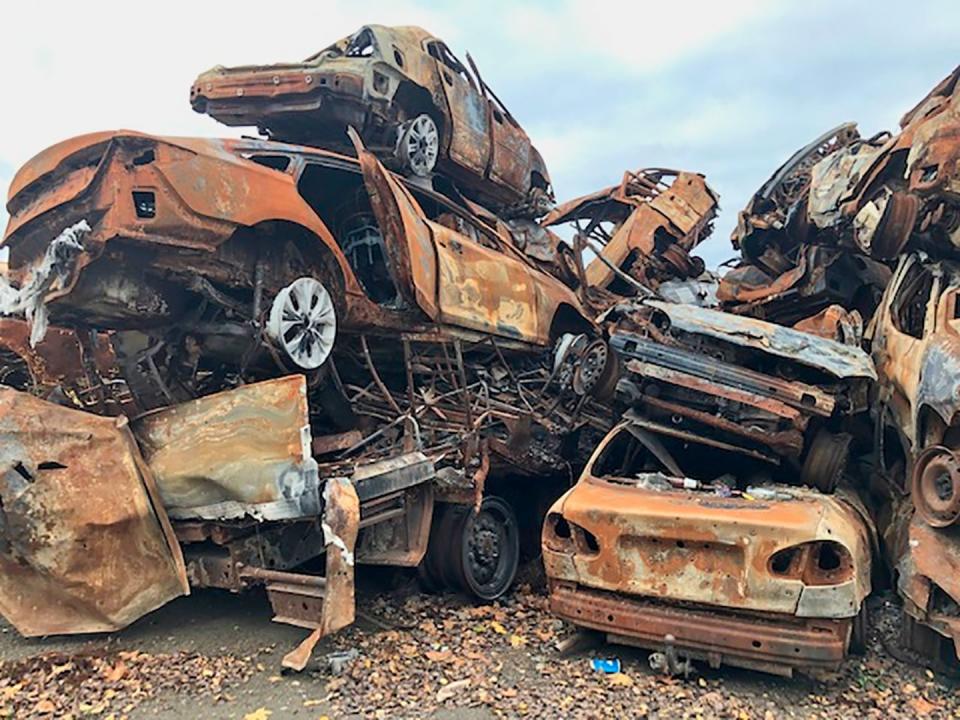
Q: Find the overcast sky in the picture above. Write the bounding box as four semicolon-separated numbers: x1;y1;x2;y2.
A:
1;0;956;267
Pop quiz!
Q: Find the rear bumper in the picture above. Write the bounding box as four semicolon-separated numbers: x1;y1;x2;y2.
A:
549;583;851;677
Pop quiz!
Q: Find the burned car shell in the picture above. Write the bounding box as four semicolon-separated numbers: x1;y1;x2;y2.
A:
191;25;551;211
2;131;588;349
543;422;873;677
607;299;876;491
542;169;718;296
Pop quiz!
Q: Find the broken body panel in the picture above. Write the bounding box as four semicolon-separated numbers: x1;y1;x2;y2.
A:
542;168;718;306
0;387;188;636
606;298;875;492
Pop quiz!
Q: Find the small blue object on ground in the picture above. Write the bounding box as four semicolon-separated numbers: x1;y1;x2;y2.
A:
590;658;621;673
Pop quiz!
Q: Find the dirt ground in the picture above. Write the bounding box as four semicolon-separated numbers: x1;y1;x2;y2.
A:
1;565;958;720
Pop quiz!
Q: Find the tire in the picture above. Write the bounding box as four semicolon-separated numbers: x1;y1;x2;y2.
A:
456;496;520;601
800;429;852;493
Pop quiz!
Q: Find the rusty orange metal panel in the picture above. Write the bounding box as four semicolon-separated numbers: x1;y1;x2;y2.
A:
0;387;188;636
488;115;532;192
435;65;490;176
431;221;539;342
544;476;871;616
353;131;440;320
133;375;321;521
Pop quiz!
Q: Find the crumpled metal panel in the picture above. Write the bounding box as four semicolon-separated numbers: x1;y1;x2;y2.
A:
133;375;321;521
0;387;188;636
643;299;877;380
893;508;960;656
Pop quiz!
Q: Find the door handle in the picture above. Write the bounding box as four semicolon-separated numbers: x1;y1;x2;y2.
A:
450;239;463;253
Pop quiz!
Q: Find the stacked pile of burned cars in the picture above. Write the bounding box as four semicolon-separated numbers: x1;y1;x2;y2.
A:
544;64;960;678
0;23;957;680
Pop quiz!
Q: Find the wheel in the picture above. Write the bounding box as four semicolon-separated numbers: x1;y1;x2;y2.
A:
418;503;469;592
911;445;960;527
457;496;519;601
866;190;920;260
266;277;337;369
661;244;695;277
573;340;620;401
799;429;851;493
398;114;439;177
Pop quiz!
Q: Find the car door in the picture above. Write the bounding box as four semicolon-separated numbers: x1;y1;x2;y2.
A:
875;256;939;442
426;41;491;178
352;131;440;320
487;103;532;195
428;217;540;342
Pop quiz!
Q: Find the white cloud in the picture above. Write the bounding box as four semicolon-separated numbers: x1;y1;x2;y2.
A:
501;0;770;73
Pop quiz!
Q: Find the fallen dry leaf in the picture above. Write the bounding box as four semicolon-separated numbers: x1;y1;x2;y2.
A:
436;678;470;702
243;708;273;720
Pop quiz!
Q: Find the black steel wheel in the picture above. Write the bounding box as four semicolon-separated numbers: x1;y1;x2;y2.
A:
457;496;519;601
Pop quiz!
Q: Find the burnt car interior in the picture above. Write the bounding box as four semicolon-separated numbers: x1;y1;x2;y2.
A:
591;425;774;490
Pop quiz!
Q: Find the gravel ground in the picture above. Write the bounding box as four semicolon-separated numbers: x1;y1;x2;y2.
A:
1;567;957;719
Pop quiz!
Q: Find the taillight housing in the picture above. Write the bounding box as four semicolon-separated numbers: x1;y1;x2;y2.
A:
768;541;854;585
544;512;600;555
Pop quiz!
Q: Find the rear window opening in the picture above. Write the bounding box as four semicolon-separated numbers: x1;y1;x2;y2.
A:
247;154;291;173
592;425;773;491
345;28;376;58
132;191;156;219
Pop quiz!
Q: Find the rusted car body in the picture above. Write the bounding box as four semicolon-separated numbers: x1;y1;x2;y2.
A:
886;504;960;668
0;130;593;415
191;25;551;215
2;130;584;344
542;168;718;303
0;126;610;668
605;298;876;492
722;66;960;328
543;421;873;677
866;252;960;664
803;65;960;261
0;386;189;636
719;124;891;326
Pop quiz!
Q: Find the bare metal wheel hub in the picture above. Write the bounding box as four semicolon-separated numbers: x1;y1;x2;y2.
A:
399;114;439;177
267;277;337;370
912;445;960;528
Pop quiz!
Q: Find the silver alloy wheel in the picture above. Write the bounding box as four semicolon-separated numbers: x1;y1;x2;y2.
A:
399;114;439;177
266;277;337;369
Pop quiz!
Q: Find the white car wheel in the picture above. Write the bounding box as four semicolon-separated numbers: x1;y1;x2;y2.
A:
267;277;337;369
399;113;439;177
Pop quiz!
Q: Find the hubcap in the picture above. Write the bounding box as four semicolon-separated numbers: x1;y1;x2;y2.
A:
401;114;439;177
467;512;505;585
266;277;337;369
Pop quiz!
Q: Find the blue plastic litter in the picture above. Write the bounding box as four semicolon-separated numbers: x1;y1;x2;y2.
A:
590;658;621;674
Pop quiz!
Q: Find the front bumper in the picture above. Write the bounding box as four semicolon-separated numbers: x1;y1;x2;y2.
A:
549;583;851;677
